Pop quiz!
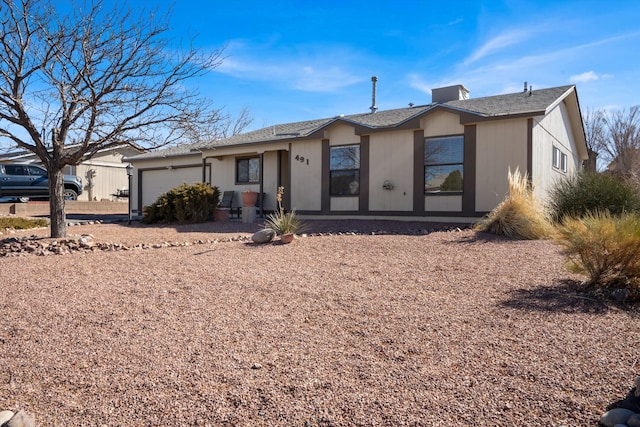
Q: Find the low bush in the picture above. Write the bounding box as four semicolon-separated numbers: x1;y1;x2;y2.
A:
548;172;640;223
142;183;220;224
474;168;552;239
0;217;49;230
554;211;640;299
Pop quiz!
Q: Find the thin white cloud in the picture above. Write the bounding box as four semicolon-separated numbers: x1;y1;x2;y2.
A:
570;71;599;83
464;29;535;65
214;41;366;93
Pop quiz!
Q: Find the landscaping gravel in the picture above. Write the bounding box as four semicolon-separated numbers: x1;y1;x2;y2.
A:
1;219;639;426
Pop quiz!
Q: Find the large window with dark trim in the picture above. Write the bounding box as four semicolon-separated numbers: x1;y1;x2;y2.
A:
424;135;464;193
236;157;260;184
330;144;360;195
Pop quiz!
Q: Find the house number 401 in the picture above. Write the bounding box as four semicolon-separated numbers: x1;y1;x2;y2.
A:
295;154;309;165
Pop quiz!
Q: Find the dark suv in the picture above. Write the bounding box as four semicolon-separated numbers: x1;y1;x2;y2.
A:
0;163;83;201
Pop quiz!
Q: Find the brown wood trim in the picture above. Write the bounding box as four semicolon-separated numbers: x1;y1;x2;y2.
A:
462;125;476;215
413;130;425;215
321;139;330;213
359;135;369;213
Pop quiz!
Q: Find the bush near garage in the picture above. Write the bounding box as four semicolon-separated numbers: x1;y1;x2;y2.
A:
142;183;220;224
547;171;640;223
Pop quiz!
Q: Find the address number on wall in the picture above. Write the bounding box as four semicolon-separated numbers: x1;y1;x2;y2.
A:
294;154;309;165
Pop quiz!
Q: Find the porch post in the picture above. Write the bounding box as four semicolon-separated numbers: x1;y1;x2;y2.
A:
259;152;264;217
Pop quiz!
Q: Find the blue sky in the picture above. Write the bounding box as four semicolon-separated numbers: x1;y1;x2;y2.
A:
97;1;640;130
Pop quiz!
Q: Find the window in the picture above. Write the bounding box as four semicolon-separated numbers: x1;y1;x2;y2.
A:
553;146;568;173
236;157;260;183
4;165;27;175
424;135;464;193
330;144;360;195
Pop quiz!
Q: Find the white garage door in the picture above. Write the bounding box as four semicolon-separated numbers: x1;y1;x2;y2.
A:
141;167;202;207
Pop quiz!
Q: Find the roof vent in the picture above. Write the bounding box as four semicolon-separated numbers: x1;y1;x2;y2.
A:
370;76;378;113
431;84;469;103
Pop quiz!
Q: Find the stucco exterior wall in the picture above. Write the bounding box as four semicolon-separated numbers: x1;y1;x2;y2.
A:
421;110;464;137
290;140;322;211
475;118;528;212
369;130;414;211
532;102;579;203
425;195;462;211
325;124;358;144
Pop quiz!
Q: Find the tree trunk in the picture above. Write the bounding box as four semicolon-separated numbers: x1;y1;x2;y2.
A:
49;168;67;238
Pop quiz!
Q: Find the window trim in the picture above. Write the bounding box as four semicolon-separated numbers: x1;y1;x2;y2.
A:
329;143;361;196
552;145;568;173
424;134;464;195
235;156;260;184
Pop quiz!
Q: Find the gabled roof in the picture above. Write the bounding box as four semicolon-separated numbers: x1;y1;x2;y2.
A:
128;85;581;161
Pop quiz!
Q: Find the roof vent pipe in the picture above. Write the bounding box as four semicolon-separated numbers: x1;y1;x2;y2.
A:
524;81;528;93
370;76;378;113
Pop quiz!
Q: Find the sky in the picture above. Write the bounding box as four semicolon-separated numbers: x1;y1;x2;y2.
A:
59;0;640;132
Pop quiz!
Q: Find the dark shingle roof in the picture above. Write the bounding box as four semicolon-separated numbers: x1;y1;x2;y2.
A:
128;85;575;161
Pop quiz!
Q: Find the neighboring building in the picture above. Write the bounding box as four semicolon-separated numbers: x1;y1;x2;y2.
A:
126;84;587;222
0;145;144;201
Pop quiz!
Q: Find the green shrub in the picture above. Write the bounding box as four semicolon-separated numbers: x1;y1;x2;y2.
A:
0;217;49;230
474;168;552;239
554;211;640;299
142;182;220;224
548;172;640;222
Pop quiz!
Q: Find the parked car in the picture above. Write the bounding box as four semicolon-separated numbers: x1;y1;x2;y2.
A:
0;163;83;201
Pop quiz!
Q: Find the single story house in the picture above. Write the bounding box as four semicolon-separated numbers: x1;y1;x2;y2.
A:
125;84;587;222
1;144;144;201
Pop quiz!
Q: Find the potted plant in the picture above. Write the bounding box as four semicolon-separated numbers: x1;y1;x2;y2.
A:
241;190;258;207
264;186;304;243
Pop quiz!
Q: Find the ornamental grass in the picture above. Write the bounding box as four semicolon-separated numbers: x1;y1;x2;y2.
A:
474;167;552;240
553;210;640;297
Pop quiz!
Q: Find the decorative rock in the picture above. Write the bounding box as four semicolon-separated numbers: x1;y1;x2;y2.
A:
0;411;15;425
252;229;276;244
600;408;636;427
628;414;640;427
5;410;35;427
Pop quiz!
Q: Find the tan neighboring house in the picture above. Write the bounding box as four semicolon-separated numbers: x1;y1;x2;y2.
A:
125;84;587;221
0;145;144;201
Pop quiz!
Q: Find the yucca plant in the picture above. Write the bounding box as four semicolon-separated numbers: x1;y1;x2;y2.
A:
554;210;640;294
474;167;552;239
264;186;305;235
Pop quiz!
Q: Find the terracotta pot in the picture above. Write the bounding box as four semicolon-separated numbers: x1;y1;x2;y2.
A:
213;207;230;222
280;233;295;244
242;191;258;207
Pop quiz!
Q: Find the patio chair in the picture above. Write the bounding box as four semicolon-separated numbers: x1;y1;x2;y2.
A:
219;191;240;218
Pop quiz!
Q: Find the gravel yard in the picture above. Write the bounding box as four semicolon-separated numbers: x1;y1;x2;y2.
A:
1;219;639;426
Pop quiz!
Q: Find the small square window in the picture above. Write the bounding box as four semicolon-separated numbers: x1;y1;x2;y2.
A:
236;157;259;183
553;146;568;172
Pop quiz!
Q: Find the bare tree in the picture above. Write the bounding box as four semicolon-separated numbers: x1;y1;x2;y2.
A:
178;107;253;145
581;108;607;172
0;0;227;237
602;106;640;189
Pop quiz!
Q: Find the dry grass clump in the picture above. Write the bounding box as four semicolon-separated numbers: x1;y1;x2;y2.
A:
0;216;49;230
554;210;640;298
474;168;552;239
